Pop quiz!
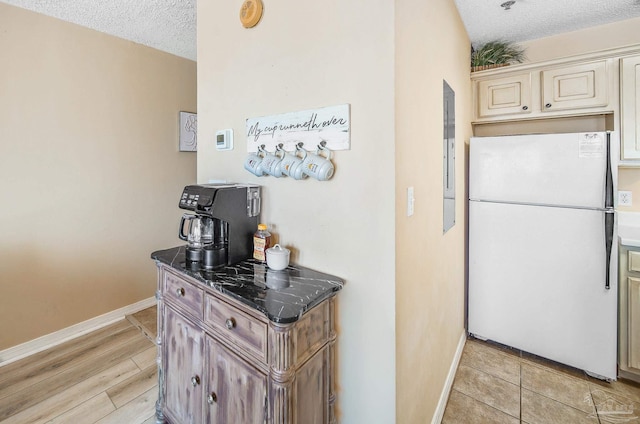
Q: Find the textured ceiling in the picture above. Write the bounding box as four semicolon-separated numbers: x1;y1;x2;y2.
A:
455;0;640;48
0;0;196;61
3;0;640;62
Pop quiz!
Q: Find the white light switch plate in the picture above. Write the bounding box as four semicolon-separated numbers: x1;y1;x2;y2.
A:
407;187;415;216
619;190;633;206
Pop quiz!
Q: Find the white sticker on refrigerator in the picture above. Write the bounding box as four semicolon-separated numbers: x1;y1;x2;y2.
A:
578;133;604;158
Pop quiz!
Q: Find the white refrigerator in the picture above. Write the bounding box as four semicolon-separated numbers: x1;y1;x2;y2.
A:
468;131;617;380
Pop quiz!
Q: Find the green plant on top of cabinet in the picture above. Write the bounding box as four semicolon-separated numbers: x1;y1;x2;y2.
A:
621;55;640;160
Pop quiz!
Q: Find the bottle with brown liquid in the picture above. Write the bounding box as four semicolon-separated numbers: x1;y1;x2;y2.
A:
253;223;271;262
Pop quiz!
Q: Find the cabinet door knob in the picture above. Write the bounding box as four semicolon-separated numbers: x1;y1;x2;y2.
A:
176;287;185;297
225;318;236;330
208;392;218;404
545;103;552;108
191;375;200;387
522;105;528;111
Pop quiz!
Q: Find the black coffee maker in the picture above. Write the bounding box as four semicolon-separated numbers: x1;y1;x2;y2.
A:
178;184;260;269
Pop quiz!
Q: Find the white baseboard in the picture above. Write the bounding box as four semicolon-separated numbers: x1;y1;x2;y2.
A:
432;330;467;424
0;296;156;367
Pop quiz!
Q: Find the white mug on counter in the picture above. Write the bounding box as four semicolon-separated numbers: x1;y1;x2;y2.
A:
301;145;334;181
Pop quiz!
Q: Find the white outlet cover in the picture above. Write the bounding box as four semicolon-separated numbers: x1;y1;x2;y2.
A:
618;190;633;206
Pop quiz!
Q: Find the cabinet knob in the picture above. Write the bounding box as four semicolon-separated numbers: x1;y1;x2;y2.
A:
545;103;552;108
522;105;528;111
225;318;236;330
191;375;200;387
176;287;185;297
208;392;218;404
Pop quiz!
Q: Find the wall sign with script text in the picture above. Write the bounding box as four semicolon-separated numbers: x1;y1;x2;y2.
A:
246;104;351;152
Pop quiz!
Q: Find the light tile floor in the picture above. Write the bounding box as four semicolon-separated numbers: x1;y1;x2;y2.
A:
442;338;640;424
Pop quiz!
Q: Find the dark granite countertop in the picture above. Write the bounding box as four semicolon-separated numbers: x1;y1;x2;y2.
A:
151;246;344;324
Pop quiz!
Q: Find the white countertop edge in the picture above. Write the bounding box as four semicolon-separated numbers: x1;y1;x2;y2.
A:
618;211;640;247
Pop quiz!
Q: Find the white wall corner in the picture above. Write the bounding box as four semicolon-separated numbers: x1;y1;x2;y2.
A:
431;330;467;424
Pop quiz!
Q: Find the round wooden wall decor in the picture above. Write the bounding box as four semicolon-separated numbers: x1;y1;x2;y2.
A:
240;0;263;28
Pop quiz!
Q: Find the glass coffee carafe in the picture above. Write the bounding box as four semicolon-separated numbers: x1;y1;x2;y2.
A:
179;214;214;261
179;214;228;266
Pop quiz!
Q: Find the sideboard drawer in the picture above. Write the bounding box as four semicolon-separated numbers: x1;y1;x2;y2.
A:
164;270;204;320
204;293;267;362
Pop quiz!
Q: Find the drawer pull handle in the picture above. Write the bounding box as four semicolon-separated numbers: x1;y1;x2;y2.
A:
176;288;185;297
225;318;236;330
522;105;528;111
208;392;218;404
545;103;552;108
191;375;200;387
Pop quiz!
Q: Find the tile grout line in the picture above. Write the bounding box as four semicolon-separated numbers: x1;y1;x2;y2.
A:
449;388;521;422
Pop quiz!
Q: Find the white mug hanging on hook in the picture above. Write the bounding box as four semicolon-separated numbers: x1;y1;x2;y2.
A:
280;144;309;180
260;145;285;178
244;145;267;177
302;143;335;181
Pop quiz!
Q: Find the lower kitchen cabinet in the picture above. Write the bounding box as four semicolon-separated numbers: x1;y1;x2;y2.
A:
155;263;339;424
205;336;268;423
619;246;640;382
163;307;205;424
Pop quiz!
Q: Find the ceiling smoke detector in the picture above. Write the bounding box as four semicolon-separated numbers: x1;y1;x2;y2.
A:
501;1;516;10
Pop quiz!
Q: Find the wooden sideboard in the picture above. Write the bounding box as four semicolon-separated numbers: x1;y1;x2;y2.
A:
154;261;339;424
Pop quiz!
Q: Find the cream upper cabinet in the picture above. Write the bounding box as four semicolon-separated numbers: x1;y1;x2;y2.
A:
477;73;532;119
621;55;640;160
541;60;609;112
472;57;615;123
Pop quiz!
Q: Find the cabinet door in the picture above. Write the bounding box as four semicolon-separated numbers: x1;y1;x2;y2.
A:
629;276;640;370
476;73;532;119
164;307;205;424
206;336;267;424
541;61;609;112
621;55;640;160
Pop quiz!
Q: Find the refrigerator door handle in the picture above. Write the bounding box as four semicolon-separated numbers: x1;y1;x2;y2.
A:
605;210;614;290
605;131;613;209
604;131;614;290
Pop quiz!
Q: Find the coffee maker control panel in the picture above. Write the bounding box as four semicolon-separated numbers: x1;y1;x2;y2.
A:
180;191;199;208
179;184;260;217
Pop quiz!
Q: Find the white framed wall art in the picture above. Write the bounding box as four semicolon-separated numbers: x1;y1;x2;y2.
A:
179;111;197;152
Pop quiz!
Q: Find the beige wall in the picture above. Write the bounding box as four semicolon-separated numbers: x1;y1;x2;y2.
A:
395;0;471;421
197;1;396;422
0;4;196;350
619;170;640;212
520;17;640;63
198;0;469;421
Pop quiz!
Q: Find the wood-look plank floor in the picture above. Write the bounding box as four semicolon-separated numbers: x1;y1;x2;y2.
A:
0;306;158;424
